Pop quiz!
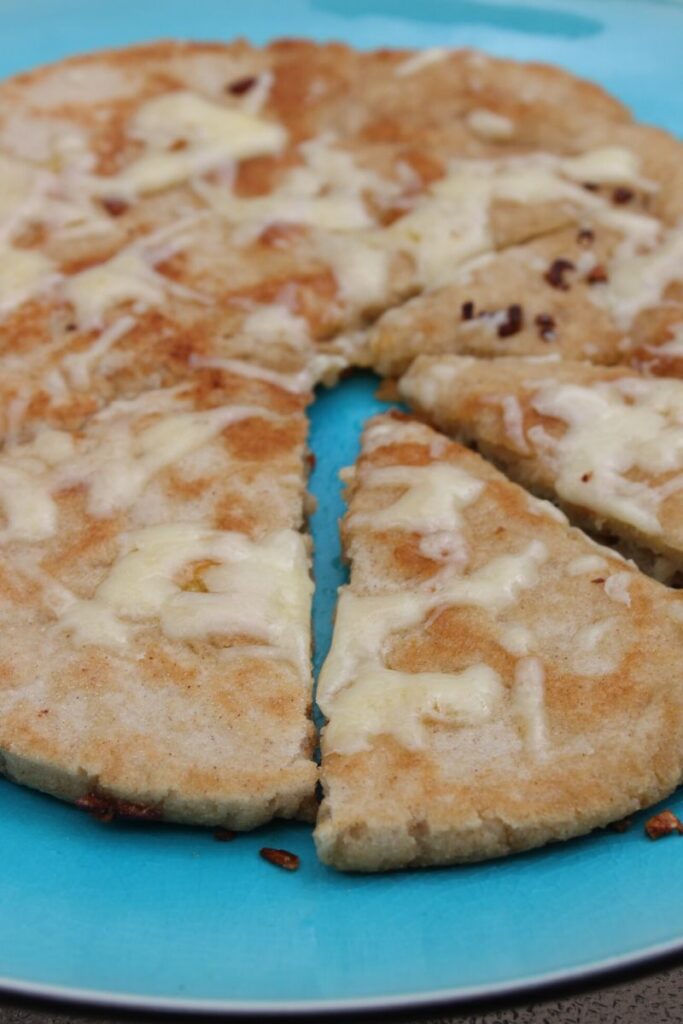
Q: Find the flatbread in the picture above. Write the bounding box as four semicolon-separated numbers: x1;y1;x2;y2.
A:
0;365;316;826
4;38;683;849
3;41;683;443
315;413;683;871
400;355;683;577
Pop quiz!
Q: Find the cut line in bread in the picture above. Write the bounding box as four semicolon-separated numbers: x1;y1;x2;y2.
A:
400;356;683;580
364;189;683;379
4;41;683;446
314;413;683;871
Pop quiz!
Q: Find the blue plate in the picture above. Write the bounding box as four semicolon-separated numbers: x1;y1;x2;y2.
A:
2;1;683;1014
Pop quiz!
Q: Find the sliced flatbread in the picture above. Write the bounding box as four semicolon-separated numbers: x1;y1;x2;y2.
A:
6;39;683;847
3;41;683;442
400;355;683;577
315;413;683;871
0;365;316;826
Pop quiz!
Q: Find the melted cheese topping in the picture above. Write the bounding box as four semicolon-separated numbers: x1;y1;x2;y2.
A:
0;139;658;324
502;395;529;453
384;148;649;289
63;249;167;326
73;403;272;518
567;554;609;576
399;357;475;410
199;188;372;233
384;174;490;287
593;228;683;328
319;533;549;755
0;463;57;542
0;156;106;250
296;135;393;203
190;356;313;395
323;665;504;754
26;429;77;464
525;495;569;525
418;530;468;571
320;410;575;755
196;134;391;235
0;393;276;538
57;525;312;670
58;599;129;649
352;462;484;533
102;91;287;196
0;429;75;541
0;148;122;254
199;142;653;302
646;323;683;358
362;417;444;453
531;376;683;535
119;405;273;512
317;539;547;712
572;617;619;676
395;48;449;77
0;153;39;226
201;132;393;304
61;316;136;389
240;304;310;347
58;216;206;333
604;571;632;606
0;244;57;316
192;304;319;385
499;623;535;656
513;656;547;755
192;142;661;324
559;147;653;188
467;109;515;140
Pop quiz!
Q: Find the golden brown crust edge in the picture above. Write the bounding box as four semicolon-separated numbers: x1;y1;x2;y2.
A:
0;731;318;829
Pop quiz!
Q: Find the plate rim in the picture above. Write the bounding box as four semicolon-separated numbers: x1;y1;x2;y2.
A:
2;2;683;1016
2;935;683;1015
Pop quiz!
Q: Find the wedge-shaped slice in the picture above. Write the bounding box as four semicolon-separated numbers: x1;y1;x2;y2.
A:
365;205;683;378
315;413;683;871
401;356;683;576
0;367;316;827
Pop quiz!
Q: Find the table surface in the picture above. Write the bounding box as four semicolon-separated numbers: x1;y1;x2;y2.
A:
1;959;682;1024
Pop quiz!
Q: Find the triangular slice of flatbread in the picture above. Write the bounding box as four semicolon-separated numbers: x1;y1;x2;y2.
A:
400;356;683;577
315;413;683;871
0;365;316;826
365;205;683;378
